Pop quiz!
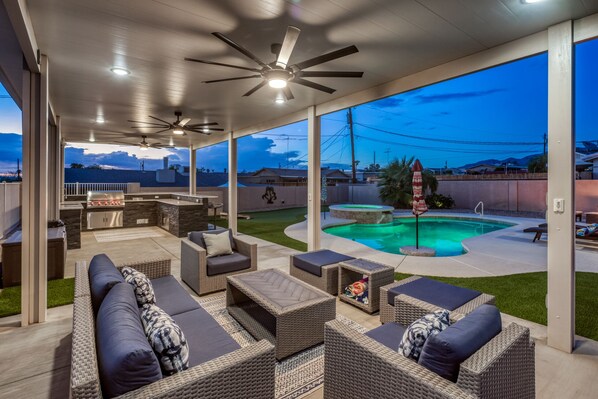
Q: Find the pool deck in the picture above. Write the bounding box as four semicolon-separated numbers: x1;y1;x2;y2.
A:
285;211;598;277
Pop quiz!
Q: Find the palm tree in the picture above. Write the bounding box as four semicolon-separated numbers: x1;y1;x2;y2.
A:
378;156;438;208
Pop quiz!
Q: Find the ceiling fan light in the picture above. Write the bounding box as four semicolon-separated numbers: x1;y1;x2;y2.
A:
202;128;210;133
173;127;185;135
268;79;287;88
110;67;130;76
275;97;286;104
139;146;149;151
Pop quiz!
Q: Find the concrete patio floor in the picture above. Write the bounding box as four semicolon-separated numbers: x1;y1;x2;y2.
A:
285;212;598;277
0;227;597;398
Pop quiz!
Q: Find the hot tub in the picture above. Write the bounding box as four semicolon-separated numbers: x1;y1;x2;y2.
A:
329;204;394;224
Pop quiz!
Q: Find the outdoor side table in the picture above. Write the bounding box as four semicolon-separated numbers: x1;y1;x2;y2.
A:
338;258;395;314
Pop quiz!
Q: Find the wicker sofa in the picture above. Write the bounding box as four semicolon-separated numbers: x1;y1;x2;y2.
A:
380;276;496;325
70;255;275;399
324;304;535;399
181;229;257;295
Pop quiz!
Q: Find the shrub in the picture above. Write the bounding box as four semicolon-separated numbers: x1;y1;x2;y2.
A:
426;193;455;209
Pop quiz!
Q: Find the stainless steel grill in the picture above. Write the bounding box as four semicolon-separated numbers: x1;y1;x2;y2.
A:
86;190;125;208
86;191;125;229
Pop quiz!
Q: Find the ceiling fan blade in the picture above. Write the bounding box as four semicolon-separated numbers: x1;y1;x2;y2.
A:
292;78;336;94
148;115;172;125
110;141;137;146
130;126;169;130
299;71;363;78
294;45;359;70
187;122;219;127
283;86;294;101
202;75;261;84
212;32;270;69
127;120;166;126
151;143;175;149
179;118;191;127
276;26;301;68
148;128;172;135
243;81;267;97
185;57;261;73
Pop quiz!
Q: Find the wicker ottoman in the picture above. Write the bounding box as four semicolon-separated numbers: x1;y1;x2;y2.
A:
290;250;354;295
338;258;394;313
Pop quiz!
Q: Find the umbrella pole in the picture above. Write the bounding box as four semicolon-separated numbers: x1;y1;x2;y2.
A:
416;214;419;249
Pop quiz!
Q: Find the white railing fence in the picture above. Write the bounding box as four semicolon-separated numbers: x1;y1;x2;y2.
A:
64;182;129;196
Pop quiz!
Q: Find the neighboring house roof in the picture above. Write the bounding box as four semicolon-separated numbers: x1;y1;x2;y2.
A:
582;152;598;162
65;168;229;187
251;168;350;179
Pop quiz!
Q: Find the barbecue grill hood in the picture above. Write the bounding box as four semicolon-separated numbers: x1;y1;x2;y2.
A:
86;190;125;208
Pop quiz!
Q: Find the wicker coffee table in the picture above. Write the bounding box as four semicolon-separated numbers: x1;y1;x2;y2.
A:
226;269;336;360
338;258;395;313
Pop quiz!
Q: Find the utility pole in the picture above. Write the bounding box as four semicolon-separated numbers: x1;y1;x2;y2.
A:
384;148;391;164
373;151;376;166
347;108;357;183
543;133;547;156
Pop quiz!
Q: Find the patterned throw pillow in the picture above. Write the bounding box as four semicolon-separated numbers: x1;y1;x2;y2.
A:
121;267;155;306
399;309;450;360
140;304;190;375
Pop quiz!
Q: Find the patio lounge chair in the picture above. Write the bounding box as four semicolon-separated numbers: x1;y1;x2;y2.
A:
181;229;257;295
379;276;495;325
524;223;592;243
324;304;535;399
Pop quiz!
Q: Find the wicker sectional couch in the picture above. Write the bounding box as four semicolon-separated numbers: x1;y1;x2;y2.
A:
70;255;275;399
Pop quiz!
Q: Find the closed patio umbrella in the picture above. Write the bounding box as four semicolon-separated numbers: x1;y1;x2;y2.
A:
412;159;428;249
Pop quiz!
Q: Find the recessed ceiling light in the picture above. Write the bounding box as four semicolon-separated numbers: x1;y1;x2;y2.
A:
173;127;185;135
274;98;286;104
95;116;105;124
89;137;95;142
521;0;545;3
110;67;130;76
139;146;149;151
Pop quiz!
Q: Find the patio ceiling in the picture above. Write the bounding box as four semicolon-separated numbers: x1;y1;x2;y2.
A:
27;0;598;148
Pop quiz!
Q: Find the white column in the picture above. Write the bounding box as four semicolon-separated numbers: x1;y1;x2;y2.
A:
189;146;197;195
21;54;49;326
47;123;58;220
307;106;321;251
547;20;575;353
58;118;64;204
228;133;238;235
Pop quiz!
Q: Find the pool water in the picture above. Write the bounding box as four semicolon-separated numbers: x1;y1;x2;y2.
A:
323;217;513;257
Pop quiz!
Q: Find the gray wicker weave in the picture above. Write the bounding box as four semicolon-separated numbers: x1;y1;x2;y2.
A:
226;269;336;360
289;255;340;295
181;234;257;295
70;257;276;399
380;276;496;324
324;318;535;399
338;258;395;313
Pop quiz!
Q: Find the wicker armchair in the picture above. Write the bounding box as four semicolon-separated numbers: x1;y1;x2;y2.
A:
380;276;496;325
181;229;257;295
324;311;535;399
70;259;276;399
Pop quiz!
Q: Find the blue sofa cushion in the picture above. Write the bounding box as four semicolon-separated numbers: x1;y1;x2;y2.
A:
152;275;201;316
121;267;156;306
399;310;450;360
96;283;162;398
206;253;251;277
365;322;406;351
88;253;125;314
172;307;241;367
188;229;236;251
388;278;481;311
141;304;190;376
293;250;354;277
418;304;502;382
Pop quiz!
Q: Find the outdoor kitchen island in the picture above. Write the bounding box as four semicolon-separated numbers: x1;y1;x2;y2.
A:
60;192;216;240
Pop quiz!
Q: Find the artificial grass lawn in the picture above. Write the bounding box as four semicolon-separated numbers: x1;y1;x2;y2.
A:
0;278;75;318
395;271;598;341
216;206;312;252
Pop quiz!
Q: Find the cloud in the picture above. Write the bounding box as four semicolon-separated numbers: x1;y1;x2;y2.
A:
415;89;504;104
237;136;305;171
65;147;177;170
371;97;404;109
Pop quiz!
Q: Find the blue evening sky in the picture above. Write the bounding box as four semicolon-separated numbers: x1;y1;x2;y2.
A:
0;39;596;172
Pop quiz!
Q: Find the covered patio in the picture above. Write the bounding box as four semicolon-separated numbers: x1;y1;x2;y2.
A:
1;0;597;398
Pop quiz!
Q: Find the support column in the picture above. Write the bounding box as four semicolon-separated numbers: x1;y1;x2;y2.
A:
189;146;196;195
21;54;49;326
228;133;238;235
547;20;575;353
47;123;58;220
307;106;321;251
58;118;64;204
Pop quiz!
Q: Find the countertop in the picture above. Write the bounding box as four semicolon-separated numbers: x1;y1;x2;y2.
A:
59;202;84;210
126;198;204;207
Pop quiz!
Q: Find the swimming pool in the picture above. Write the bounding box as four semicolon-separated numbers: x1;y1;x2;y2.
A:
323;217;514;257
